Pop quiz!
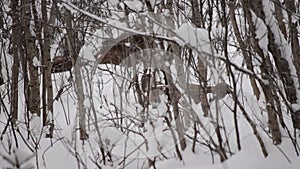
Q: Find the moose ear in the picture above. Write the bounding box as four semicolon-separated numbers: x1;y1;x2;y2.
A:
208;83;232;102
51;56;73;73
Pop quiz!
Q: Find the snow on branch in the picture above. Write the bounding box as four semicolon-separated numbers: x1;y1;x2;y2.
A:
250;10;269;55
61;0;213;58
262;0;300;106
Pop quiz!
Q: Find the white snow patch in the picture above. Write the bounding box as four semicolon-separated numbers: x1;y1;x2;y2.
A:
149;0;156;9
107;0;119;6
250;11;268;54
175;22;212;56
32;56;41;67
292;14;299;23
124;0;143;12
79;45;96;62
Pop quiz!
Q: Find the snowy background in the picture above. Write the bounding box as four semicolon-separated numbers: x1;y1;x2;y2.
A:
1;0;300;168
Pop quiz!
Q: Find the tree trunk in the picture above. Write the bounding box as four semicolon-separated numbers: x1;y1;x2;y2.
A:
242;0;282;144
285;0;300;129
228;0;260;100
163;0;186;151
11;0;20;123
23;0;40;116
41;0;53;125
191;0;210;117
63;8;88;140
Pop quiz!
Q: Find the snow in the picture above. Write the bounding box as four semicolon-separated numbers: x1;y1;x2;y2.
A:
250;11;269;55
175;22;212;56
123;0;144;12
262;0;300;106
107;0;119;7
0;148;35;168
292;14;299;24
1;1;300;169
79;45;96;62
32;56;41;67
156;133;300;169
148;0;156;9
